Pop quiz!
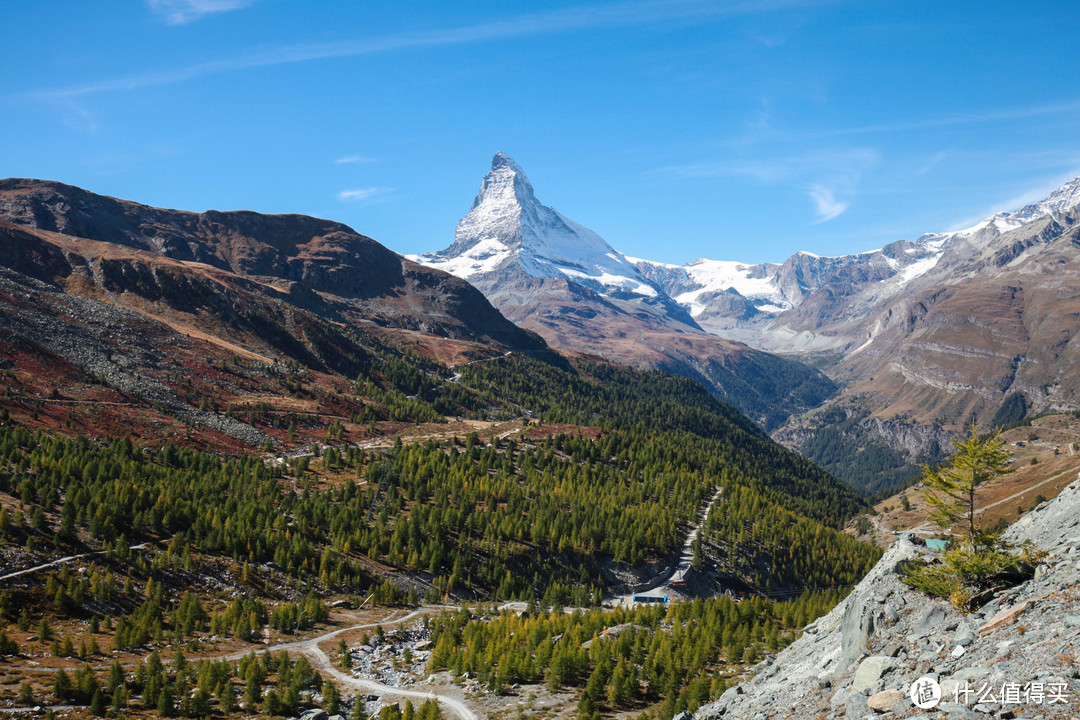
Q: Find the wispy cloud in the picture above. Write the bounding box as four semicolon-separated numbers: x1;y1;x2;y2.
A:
146;0;256;26
21;0;837;101
654;147;876;223
913;151;949;177
654;147;876;182
337;187;394;203
946;168;1080;232
806;184;847;222
334;155;376;165
755;99;1080;144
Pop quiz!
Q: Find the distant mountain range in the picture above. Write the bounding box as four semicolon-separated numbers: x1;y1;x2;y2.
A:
415;155;1080;493
637;174;1080;355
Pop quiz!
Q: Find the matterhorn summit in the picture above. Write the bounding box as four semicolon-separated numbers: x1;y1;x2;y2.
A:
411;153;840;431
415;152;661;300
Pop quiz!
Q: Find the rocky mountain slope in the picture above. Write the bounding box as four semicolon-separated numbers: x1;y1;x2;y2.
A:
0;178;552;352
693;477;1080;719
0;178;562;450
635;175;1080;494
418;152;689;325
413;154;838;430
773;185;1080;493
639;176;1080;358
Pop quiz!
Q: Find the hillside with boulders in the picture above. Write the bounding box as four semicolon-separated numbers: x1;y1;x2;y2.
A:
693;476;1080;719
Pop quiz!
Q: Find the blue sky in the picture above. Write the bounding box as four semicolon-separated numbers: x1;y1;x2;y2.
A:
5;1;1080;264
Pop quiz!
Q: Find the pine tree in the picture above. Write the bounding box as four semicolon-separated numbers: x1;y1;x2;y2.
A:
90;689;106;717
53;668;72;700
338;637;352;670
323;680;340;715
157;684;175;717
263;688;281;716
107;660;124;694
922;423;1011;551
38;617;52;643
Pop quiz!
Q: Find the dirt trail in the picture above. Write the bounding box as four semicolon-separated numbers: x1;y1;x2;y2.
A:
13;605;479;720
0;539;166;582
219;606;479;720
612;486;723;606
975;464;1080;516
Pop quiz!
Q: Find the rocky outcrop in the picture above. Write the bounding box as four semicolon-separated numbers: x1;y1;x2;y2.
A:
694;478;1080;719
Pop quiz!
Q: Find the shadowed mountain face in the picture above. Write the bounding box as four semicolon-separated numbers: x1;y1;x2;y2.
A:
414;154;838;431
0;178;553;356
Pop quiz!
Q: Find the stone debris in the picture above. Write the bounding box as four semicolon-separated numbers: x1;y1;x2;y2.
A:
693;479;1080;719
346;622;433;690
0;269;270;447
867;688;904;712
978;601;1032;636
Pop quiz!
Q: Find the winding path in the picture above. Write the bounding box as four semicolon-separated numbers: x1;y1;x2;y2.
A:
300;633;477;720
218;606;477;720
0;539;165;583
12;605;478;720
612;485;723;606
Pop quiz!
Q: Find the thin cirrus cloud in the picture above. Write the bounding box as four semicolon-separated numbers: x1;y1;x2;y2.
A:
146;0;256;25
337;187;394;203
654;148;877;182
334;155;376;165
23;0;837;101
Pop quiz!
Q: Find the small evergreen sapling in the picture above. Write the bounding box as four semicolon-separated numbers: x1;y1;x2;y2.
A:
922;422;1010;552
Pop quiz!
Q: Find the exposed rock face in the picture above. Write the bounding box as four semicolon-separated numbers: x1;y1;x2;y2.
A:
693;479;1080;719
786;208;1080;490
634;177;1080;491
770;400;952;496
418;152;686;323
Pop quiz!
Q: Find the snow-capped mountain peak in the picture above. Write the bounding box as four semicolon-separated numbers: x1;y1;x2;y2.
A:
952;174;1080;237
414;153;660;298
466;150;535;216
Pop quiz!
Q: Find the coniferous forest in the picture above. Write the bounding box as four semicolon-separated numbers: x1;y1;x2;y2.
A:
0;348;880;720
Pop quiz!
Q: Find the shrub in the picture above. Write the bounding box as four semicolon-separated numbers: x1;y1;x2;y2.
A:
901;534;1041;610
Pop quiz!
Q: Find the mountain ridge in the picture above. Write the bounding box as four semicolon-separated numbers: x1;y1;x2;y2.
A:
416;158;1080;494
635;173;1080;357
413;154;839;431
0;177;555;357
